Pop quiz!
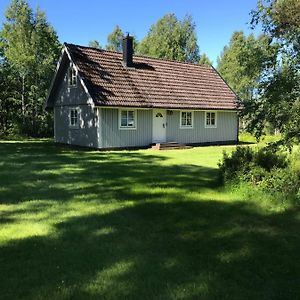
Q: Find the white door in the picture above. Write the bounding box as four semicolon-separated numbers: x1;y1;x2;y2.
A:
152;109;167;143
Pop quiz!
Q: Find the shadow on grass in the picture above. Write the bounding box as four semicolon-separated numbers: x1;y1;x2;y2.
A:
1;201;300;299
0;141;219;204
0;141;299;299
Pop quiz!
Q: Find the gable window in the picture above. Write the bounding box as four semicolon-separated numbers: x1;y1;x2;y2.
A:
205;111;217;128
180;111;193;128
68;64;77;87
119;109;136;129
69;108;80;128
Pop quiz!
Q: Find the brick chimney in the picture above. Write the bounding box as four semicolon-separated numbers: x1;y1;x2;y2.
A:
122;34;133;67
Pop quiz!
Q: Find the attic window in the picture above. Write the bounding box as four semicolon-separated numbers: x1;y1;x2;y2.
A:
68;64;77;87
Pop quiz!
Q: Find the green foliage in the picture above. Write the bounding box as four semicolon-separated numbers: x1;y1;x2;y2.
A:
137;14;199;63
198;53;212;65
219;146;300;204
88;40;101;49
106;25;124;52
255;147;287;171
244;0;300;145
219;147;254;182
0;0;61;137
0;61;18;136
105;25;138;52
251;0;300;58
217;31;277;102
259;167;300;197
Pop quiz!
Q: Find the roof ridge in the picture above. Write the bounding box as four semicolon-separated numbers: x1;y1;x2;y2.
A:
64;42;122;55
64;42;213;70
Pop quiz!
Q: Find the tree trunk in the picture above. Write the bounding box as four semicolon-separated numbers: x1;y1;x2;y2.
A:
21;75;26;127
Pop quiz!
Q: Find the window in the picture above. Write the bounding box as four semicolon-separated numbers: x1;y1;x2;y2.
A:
180;111;193;128
69;108;80;128
68;64;77;87
119;109;136;129
205;112;217;128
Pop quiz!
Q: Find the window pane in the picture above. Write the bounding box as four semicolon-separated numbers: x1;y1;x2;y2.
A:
128;120;134;127
128;111;135;127
73;71;77;85
187;112;192;126
69;68;72;85
211;113;215;126
121;111;127;126
181;112;186;126
128;111;134;119
121;119;127;127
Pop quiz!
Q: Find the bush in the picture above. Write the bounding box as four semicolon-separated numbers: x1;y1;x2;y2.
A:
254;148;287;171
218;146;287;182
259;167;300;196
219;146;299;205
218;147;254;182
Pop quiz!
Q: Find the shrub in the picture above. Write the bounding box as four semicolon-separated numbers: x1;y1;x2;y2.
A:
254;148;287;171
218;146;287;182
259;167;300;195
219;146;299;205
239;165;266;185
218;147;254;182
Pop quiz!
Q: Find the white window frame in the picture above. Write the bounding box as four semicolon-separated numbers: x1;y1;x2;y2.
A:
68;63;77;87
119;109;137;130
205;111;217;128
180;110;194;129
69;107;80;129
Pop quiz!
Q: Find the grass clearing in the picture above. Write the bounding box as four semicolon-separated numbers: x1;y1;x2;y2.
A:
0;140;299;299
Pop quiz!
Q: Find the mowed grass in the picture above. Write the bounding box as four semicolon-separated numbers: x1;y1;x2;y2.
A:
0;140;299;300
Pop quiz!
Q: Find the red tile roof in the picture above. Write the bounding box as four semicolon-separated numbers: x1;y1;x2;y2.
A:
65;43;239;110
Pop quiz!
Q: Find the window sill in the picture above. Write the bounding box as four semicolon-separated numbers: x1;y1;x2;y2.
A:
180;126;193;129
119;127;137;130
205;126;217;129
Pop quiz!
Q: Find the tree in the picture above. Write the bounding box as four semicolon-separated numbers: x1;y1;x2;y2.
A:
137;14;200;63
245;0;300;145
199;53;212;65
106;25;138;52
0;0;61;136
217;31;276;102
106;25;124;52
88;40;101;49
0;60;18;135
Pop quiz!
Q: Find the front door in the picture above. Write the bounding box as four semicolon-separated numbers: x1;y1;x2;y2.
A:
152;109;166;143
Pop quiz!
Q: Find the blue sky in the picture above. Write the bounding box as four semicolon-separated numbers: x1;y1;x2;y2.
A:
0;0;261;64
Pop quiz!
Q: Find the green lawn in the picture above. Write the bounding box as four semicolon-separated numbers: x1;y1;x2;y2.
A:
0;140;299;300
